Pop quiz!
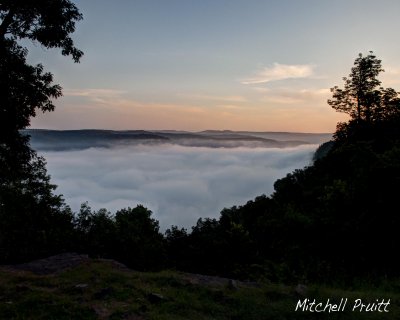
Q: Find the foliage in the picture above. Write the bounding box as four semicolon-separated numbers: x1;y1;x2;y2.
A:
0;0;83;61
0;39;62;140
0;1;82;263
328;51;400;123
313;141;334;161
0;0;83;140
74;204;165;271
114;205;165;270
0;127;75;263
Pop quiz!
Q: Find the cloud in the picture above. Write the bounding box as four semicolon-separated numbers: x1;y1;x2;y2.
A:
241;63;315;85
62;88;129;105
64;88;126;98
380;67;400;86
260;88;331;104
41;144;317;230
179;93;248;103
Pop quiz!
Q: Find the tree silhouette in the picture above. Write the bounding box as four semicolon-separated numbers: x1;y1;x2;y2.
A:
0;0;82;61
327;52;400;123
0;1;83;263
0;0;82;138
114;206;165;270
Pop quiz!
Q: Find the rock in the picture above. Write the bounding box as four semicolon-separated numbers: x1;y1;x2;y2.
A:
11;253;90;275
228;279;239;290
147;292;166;303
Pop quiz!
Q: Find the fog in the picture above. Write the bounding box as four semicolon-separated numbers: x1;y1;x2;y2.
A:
41;144;317;230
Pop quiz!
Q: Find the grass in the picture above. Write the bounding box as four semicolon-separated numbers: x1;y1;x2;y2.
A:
0;259;399;319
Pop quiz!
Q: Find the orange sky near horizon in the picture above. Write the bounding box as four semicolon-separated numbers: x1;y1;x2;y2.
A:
31;97;348;133
28;1;400;134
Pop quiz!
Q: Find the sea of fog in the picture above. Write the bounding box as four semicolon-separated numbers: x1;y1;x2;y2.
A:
41;144;317;230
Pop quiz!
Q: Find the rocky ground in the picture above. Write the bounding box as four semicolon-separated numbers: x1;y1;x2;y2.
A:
0;254;398;319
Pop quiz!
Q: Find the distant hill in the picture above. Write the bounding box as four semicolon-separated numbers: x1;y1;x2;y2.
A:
199;130;332;144
24;129;331;151
24;129;169;151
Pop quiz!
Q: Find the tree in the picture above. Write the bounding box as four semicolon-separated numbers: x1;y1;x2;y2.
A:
327;52;399;123
370;87;400;122
0;0;82;138
74;204;117;258
0;1;82;60
165;225;190;268
0;1;83;263
114;206;165;270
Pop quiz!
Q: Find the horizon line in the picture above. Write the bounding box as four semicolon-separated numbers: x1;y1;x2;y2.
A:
26;128;333;135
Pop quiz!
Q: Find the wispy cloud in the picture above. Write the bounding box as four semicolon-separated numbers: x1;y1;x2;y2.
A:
64;88;127;104
179;93;247;103
64;88;126;97
241;63;315;85
261;88;330;104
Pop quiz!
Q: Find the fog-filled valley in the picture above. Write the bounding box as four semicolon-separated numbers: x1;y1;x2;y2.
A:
28;129;328;229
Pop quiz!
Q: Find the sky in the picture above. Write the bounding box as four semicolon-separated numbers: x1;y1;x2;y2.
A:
29;0;400;133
